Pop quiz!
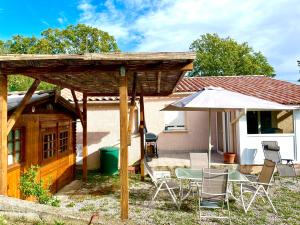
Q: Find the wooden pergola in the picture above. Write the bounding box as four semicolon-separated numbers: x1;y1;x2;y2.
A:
0;52;195;219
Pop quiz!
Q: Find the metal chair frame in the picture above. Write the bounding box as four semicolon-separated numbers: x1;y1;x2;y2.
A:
241;159;277;214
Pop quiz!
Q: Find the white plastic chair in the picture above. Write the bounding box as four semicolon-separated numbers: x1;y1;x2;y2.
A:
144;159;179;207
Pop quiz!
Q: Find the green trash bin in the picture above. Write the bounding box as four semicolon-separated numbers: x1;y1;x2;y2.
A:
100;146;119;175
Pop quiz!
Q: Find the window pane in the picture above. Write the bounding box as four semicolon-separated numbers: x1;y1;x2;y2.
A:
164;111;186;131
15;130;21;139
15;152;20;162
8;143;14;154
15;141;21;152
8;132;13;141
8;155;13;165
247;110;294;134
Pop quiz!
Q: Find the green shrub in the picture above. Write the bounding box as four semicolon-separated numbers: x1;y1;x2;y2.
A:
19;165;60;207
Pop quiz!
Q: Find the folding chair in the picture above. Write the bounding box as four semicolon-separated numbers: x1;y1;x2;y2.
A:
199;168;231;224
144;159;179;207
190;152;208;169
262;141;297;181
189;153;208;194
241;159;277;214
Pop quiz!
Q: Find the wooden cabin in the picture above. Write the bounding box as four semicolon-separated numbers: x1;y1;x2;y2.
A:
7;90;78;198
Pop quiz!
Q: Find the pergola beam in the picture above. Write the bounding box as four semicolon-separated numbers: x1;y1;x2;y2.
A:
0;71;7;195
71;90;84;126
119;67;129;220
82;93;88;182
7;79;40;133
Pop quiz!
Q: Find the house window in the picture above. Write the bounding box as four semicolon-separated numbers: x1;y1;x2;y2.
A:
43;132;56;160
247;110;294;134
7;128;24;165
164;111;187;131
59;130;69;153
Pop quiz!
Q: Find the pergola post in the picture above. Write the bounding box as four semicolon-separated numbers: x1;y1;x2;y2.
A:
119;67;129;220
127;73;137;146
0;71;7;195
82;93;88;182
139;94;145;181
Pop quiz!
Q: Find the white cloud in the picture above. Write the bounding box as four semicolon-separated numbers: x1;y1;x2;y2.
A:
77;0;300;80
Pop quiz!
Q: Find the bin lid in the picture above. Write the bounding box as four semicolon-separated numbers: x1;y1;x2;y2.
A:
100;146;119;151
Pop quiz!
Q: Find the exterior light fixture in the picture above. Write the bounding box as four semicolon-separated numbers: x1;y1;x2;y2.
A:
120;66;126;77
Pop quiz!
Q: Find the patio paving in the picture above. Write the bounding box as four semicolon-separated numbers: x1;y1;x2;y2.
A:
148;150;236;169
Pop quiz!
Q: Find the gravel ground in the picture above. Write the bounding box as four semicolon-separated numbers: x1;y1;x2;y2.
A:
54;171;300;225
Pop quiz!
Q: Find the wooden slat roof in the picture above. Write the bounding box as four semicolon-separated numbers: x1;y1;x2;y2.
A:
0;52;195;96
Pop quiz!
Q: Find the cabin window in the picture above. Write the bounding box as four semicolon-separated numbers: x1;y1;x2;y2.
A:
164;111;187;131
59;130;69;153
7;128;24;165
247;110;294;134
43;132;56;160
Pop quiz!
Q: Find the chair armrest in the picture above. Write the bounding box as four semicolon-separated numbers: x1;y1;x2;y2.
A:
281;159;294;164
248;181;273;186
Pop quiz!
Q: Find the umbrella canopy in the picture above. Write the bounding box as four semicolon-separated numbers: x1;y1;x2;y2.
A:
162;86;297;168
163;86;297;111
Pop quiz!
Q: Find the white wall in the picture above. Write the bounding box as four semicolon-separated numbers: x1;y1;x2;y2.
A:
294;109;300;162
238;110;297;165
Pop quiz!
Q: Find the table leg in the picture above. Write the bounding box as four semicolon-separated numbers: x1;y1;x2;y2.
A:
240;183;246;213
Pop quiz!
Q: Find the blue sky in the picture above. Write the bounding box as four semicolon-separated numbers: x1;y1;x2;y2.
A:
0;0;299;82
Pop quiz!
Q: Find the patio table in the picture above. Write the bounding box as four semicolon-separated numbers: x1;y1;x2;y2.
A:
175;168;249;212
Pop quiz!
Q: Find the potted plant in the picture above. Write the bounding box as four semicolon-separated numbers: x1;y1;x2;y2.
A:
223;152;236;164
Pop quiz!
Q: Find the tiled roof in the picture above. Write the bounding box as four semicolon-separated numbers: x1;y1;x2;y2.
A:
61;76;300;105
176;76;300;105
61;89;121;103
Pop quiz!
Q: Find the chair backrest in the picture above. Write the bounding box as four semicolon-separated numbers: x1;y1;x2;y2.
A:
190;153;208;170
258;159;276;189
201;168;229;201
262;141;281;163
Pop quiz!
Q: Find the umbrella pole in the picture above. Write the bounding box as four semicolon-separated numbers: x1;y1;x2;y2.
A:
208;109;211;168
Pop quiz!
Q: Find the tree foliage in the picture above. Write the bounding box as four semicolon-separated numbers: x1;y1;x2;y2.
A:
2;24;120;91
189;33;275;77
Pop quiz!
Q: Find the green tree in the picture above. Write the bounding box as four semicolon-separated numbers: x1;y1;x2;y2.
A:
3;24;120;91
189;33;275;77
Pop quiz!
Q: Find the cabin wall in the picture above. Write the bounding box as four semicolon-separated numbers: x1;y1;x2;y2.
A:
7;113;76;198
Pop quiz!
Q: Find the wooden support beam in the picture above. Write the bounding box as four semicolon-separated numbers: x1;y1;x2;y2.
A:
71;90;84;126
139;93;145;181
7;79;40;133
82;93;88;182
181;62;193;71
157;71;161;93
0;71;7;195
119;67;129;220
128;73;137;146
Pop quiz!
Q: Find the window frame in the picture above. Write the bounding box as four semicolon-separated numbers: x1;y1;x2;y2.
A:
7;127;25;167
41;127;57;163
246;110;295;135
163;110;188;132
58;128;69;155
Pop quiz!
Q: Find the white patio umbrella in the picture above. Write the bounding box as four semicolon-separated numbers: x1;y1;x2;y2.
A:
162;86;297;168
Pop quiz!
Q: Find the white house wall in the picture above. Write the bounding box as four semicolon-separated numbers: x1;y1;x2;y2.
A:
294;109;300;162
